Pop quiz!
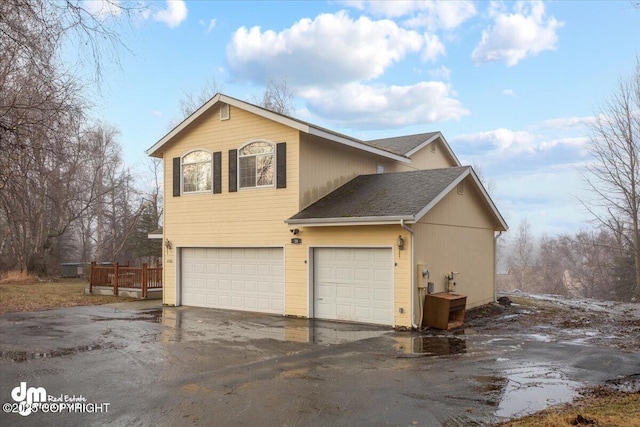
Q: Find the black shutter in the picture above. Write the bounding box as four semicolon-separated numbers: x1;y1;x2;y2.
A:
172;157;181;197
276;142;286;189
228;149;237;192
213;151;222;194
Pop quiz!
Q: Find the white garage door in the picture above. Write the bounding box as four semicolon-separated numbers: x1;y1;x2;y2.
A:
181;247;284;314
314;248;394;325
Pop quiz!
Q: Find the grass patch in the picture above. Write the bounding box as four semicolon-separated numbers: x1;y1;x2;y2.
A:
0;279;136;315
494;389;640;427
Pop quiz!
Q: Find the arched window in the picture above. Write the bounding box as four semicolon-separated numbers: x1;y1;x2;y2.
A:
239;141;274;188
182;150;212;193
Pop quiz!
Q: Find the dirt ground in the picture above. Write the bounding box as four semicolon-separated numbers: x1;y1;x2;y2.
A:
0;279;135;315
464;292;640;352
463;293;640;426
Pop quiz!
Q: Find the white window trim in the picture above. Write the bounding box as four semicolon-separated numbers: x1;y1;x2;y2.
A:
181;149;213;195
238;140;276;190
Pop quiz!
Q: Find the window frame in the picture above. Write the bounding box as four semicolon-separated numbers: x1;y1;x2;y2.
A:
181;149;213;194
238;140;276;190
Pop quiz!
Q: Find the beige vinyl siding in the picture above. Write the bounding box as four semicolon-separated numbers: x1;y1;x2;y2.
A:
285;225;412;327
390;140;457;172
161;105;300;306
414;176;497;309
299;134;380;209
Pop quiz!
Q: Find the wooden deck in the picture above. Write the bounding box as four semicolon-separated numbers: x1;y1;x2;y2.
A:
89;262;162;299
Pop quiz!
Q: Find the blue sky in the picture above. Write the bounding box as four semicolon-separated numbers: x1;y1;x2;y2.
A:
81;0;640;236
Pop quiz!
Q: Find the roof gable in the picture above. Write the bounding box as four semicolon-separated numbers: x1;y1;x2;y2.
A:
287;166;507;231
146;93;409;163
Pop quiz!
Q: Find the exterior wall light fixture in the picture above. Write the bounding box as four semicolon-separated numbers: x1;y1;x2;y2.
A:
397;235;405;250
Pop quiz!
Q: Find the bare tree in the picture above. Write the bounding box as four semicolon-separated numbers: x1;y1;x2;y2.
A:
508;219;537;292
178;76;223;119
0;0;140;275
583;59;640;299
472;161;496;195
537;235;566;295
254;78;296;115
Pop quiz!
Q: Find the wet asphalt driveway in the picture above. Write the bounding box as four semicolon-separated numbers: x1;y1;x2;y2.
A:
0;299;639;426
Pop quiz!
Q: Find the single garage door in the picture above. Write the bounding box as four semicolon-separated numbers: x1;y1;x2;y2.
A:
314;248;394;325
181;247;284;314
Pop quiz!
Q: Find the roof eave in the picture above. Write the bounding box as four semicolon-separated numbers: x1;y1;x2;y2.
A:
309;127;411;164
285;215;415;227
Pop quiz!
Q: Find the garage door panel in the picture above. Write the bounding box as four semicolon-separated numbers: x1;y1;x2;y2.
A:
245;280;257;292
335;268;352;281
182;247;283;314
354;268;371;281
353;250;372;262
314;248;393;326
354;287;370;300
336;285;352;299
374;288;390;301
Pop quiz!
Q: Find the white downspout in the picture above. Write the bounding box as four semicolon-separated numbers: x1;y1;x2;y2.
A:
494;231;504;302
401;219;417;329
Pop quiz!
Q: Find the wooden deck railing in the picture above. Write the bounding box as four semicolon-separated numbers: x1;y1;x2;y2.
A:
89;262;162;298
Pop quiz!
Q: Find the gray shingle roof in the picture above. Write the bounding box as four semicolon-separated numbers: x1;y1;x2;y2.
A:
363;132;440;156
288;166;470;222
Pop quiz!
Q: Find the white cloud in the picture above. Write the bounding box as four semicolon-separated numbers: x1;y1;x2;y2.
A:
199;18;217;32
227;11;426;85
540;116;596;129
151;110;163;117
207;18;217;33
83;0;122;17
340;1;477;31
422;33;445;62
405;1;478;31
428;65;451;80
153;0;187;28
455;128;590;156
299;81;469;129
502;89;515;96
339;0;421;18
456;128;538;153
539;136;589;151
471;1;563;66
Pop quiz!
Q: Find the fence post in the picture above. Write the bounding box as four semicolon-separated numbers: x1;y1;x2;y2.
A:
113;262;119;296
90;262;96;294
142;263;148;299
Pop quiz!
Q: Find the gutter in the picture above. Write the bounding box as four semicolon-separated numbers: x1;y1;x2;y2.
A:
286;215;415;227
400;219;418;329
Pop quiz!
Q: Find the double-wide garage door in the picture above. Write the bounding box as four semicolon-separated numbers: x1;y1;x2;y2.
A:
181;247;284;314
314;248;394;325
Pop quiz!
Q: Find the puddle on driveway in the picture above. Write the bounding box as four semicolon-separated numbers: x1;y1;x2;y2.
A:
157;307;390;345
492;365;580;419
90;308;164;323
394;335;467;356
0;343;121;362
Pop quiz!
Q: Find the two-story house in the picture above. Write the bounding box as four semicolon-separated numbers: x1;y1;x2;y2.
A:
146;94;507;328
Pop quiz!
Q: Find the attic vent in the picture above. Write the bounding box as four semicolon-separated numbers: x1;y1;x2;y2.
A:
430;143;436;153
220;103;230;120
457;182;464;195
